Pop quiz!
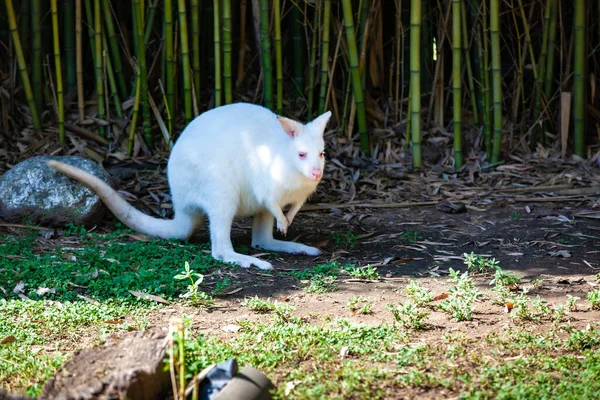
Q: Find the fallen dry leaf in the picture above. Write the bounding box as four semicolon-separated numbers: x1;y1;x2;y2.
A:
1;335;16;344
128;290;170;304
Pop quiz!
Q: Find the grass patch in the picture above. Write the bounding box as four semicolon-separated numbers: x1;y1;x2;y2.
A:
0;228;216;394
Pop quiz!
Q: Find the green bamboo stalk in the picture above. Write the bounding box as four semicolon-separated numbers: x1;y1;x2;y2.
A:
452;0;463;169
18;0;30;57
530;0;553;148
76;0;85;121
143;0;157;45
236;0;247;88
102;33;123;117
273;0;282;113
460;0;479;127
178;0;192;123
481;0;492;159
318;0;331;115
291;3;304;99
307;3;319;118
213;0;222;107
409;0;422;167
223;0;233;105
191;0;201;106
516;0;538;82
134;0;152;144
358;0;369;90
102;0;127;99
6;0;41;132
165;0;175;135
341;0;369;155
63;0;76;91
490;0;502;163
259;0;272;110
544;0;557;102
51;0;65;144
573;0;585;157
128;69;142;155
94;0;105;137
31;0;43;113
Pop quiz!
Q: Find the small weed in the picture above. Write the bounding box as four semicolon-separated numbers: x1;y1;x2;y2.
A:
511;293;551;322
401;230;422;243
242;296;277;313
345;264;380;280
212;278;231;296
330;232;358;249
387;302;429;330
489;266;521;288
404;280;434;306
509;212;521;220
567;325;600;350
346;296;375;314
174;262;215;307
438;268;481;321
463;252;499;273
305;274;338;293
588;290;600;310
567;295;581;312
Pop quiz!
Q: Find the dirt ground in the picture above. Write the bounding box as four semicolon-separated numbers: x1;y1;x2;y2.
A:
175;201;600;337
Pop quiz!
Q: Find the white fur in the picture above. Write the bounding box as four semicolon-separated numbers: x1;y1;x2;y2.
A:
47;103;331;270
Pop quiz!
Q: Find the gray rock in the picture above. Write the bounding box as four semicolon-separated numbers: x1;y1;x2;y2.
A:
0;155;111;226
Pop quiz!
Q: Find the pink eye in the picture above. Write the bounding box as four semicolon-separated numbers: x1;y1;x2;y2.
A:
299;152;307;159
319;151;324;158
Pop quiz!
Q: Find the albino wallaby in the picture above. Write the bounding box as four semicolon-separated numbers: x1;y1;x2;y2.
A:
47;103;331;270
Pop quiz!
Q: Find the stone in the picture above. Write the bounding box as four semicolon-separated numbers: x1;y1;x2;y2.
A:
0;155;111;226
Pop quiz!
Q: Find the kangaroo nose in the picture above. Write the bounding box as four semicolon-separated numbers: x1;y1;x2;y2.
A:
310;168;322;180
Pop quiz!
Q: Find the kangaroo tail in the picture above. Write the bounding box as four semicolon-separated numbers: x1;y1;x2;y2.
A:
47;160;195;239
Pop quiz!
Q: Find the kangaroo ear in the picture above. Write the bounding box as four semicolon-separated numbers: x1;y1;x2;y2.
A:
310;111;332;136
277;116;302;138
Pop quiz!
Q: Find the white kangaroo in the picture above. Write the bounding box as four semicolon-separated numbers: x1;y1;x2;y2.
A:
47;103;332;270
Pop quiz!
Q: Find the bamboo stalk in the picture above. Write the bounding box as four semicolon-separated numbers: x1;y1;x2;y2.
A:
490;0;502;163
481;0;492;159
63;0;76;92
76;0;85;121
128;69;142;155
94;0;105;137
307;2;319;118
573;0;585;157
102;0;128;99
452;0;462;169
460;0;478;127
191;0;201;106
409;0;421;167
273;0;282;113
530;0;553;148
164;0;175;135
134;0;152;144
143;0;158;45
213;0;222;107
544;0;557;102
51;0;65;144
31;0;43;113
259;0;272;109
223;0;233;105
341;0;369;155
102;33;123;117
178;0;192;123
236;0;247;88
318;0;331;115
291;3;304;99
6;0;42;132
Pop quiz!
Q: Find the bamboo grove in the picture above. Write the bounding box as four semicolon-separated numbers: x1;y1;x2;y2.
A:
0;1;597;169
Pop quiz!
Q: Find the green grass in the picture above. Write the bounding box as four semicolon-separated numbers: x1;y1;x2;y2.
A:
0;228;218;394
171;311;600;399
